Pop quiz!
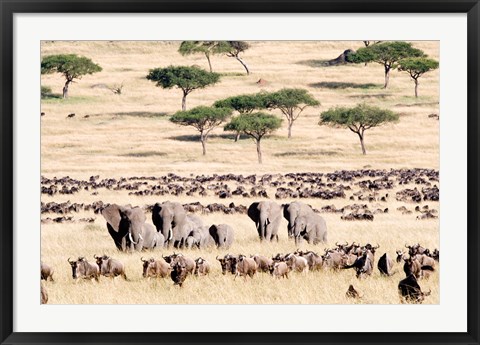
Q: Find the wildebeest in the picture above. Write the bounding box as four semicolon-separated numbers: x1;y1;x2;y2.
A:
171;262;188;287
285;254;309;273
323;250;348;270
163;253;195;275
398;274;431;303
345;284;360;299
343;251;373;278
271;261;290;279
396;250;405;263
41;283;48;304
216;254;238;275
234;255;257;280
194;257;210;276
67;257;100;281
94;255;127;280
377;253;395;276
251;254;273;273
296;250;323;271
141;257;171;279
403;254;434;279
41;262;54;282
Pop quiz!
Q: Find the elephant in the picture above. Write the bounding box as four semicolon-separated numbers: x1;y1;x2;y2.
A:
283;201;315;238
152;201;188;248
142;223;165;249
186;225;215;249
247;201;283;241
209;224;234;248
292;213;328;245
101;204;149;251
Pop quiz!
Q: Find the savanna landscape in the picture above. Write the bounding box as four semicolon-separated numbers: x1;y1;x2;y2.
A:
40;40;440;305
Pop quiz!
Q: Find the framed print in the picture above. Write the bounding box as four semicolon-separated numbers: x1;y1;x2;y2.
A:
1;1;479;345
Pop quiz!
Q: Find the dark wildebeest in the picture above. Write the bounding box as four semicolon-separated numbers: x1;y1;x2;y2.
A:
343;251;373;278
299;251;323;271
396;250;405;263
377;253;395;276
163;253;195;275
251;254;273;273
41;262;54;282
141;257;171;279
41;284;48;304
271;261;290;279
398;274;431;303
171;262;188;287
216;254;238;275
67;257;100;281
234;255;257;281
194;257;210;276
432;249;440;262
345;285;360;299
94;255;127;280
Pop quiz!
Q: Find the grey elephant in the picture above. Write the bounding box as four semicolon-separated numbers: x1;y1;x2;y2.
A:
209;224;234;248
152;201;189;248
247;201;283;241
292;213;328;245
142;223;165;249
186;225;215;249
102;204;150;251
283;201;315;238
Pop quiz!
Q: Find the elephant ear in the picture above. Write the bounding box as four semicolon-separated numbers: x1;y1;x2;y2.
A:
152;203;163;230
247;202;260;222
101;204;122;232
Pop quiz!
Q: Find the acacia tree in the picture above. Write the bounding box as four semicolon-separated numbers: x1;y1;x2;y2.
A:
217;41;251;75
398;57;439;97
214;93;267;141
224;112;282;163
41;54;102;98
170;106;232;155
264;88;320;138
146;66;220;111
348;41;425;88
178;41;224;72
319;104;399;155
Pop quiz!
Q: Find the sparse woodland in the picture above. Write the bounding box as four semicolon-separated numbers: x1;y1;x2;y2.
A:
40;41;439;304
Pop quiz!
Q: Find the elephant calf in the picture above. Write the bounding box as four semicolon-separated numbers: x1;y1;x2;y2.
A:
209;224;234;248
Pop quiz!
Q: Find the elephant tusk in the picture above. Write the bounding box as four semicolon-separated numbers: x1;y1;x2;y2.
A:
167;229;173;241
139;234;144;241
129;233;138;245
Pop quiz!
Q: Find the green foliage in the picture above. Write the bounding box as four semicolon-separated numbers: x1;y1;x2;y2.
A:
320;104;398;128
265;88;320;110
320;104;399;154
224;112;282;140
213;93;267;114
41;85;54;99
218;41;250;56
170;106;233;131
146;66;220;93
41;54;102;80
398;57;439;79
178;41;225;56
348;41;425;68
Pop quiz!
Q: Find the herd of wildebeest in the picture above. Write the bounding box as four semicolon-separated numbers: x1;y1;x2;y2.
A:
41;168;439;304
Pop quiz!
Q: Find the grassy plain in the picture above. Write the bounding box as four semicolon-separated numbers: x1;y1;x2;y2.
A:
41;41;439;304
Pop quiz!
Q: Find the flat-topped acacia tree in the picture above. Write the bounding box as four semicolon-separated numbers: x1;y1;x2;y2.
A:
398;57;439;97
319;104;399;155
217;41;251;75
41;54;102;98
178;41;224;73
224;112;282;164
146;66;220;111
348;41;425;88
214;93;268;141
264;88;320;138
170;106;233;156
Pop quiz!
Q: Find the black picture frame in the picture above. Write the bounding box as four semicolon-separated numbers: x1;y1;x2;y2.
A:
1;1;479;344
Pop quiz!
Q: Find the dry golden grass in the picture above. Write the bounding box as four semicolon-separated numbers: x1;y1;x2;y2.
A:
41;41;439;305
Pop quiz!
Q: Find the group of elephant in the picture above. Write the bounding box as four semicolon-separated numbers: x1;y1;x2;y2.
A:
101;200;327;251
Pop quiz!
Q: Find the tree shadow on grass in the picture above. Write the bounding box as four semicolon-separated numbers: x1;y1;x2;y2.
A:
41;93;62;100
169;133;248;142
297;59;339;68
119;151;167;158
309;82;380;90
349;93;391;99
274;150;339;157
108;111;169;118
